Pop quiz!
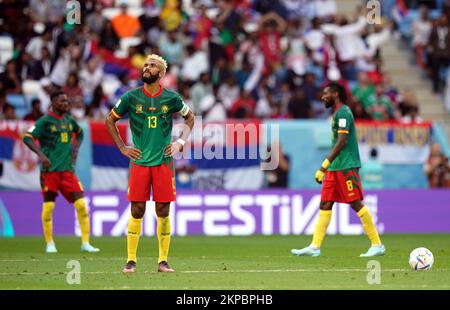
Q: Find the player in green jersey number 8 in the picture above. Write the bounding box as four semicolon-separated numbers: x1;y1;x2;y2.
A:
291;83;385;258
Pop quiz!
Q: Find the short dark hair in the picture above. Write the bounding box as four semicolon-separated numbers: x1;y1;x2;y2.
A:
50;90;65;102
31;98;41;106
326;82;347;103
370;148;378;158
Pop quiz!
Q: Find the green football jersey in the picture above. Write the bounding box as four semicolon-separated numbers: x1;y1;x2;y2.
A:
26;112;82;172
112;86;187;167
328;104;361;171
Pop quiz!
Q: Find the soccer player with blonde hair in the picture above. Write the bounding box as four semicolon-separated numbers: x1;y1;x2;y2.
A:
106;54;195;273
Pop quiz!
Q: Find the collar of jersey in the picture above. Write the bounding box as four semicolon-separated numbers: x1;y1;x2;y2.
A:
333;102;343;113
48;111;64;119
142;85;163;98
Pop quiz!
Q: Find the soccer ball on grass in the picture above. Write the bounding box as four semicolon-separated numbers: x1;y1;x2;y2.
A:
409;247;434;270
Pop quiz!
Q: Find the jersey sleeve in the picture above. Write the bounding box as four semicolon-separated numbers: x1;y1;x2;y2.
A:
70;117;82;135
112;92;130;118
173;94;190;116
336;108;352;134
25;118;45;139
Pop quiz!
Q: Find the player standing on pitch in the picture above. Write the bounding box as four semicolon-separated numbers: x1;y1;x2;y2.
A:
23;91;99;254
106;54;194;273
291;83;385;257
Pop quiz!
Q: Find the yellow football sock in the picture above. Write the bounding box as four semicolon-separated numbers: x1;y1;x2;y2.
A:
127;216;142;262
311;210;332;248
157;216;171;263
357;206;382;246
74;198;90;244
42;202;55;243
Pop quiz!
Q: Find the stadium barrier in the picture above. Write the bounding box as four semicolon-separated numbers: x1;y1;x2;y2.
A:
0;120;437;190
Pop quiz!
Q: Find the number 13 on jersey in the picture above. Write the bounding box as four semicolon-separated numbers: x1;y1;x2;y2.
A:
148;116;157;128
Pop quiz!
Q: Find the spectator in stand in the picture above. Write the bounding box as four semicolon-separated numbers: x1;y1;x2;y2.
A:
424;143;450;188
159;30;184;67
321;8;368;81
190;2;213;50
352;71;375;109
71;95;87;122
63;72;83;105
211;57;232;86
401;104;423;123
218;75;240;111
190;72;213;115
86;85;109;120
360;148;384;189
428;14;450;93
25;27;53;62
28;46;52;80
23;98;43;121
2;103;16;120
230;89;256;118
199;85;227;122
412;5;432;69
305;17;325;56
288;88;313;119
0;60;22;94
99;20;120;51
352;99;371;120
382;73;399;104
86;3;106;34
111;3;141;38
139;2;161;36
80;58;104;102
366;85;394;121
265;141;290;188
160;0;182;32
397;89;418;119
0;93;7;119
29;0;51;23
113;73;131;105
50;44;81;88
181;44;209;82
258;11;287;70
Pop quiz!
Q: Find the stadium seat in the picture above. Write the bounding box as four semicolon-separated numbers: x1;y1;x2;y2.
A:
101;7;142;20
6;94;28;118
115;0;142;7
101;7;120;20
120;37;141;55
0;36;14;66
22;80;42;105
102;77;122;101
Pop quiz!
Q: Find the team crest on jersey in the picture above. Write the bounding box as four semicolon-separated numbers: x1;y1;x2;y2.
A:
161;105;169;114
136;104;143;114
50;125;57;132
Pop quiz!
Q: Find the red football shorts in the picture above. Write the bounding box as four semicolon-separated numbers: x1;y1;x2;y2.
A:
321;168;364;203
40;171;84;203
128;161;176;202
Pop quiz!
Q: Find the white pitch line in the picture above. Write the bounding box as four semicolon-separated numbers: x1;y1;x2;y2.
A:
0;256;276;262
0;268;427;276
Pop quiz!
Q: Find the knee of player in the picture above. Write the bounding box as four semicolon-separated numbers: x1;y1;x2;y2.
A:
130;203;146;219
155;203;170;218
320;201;333;210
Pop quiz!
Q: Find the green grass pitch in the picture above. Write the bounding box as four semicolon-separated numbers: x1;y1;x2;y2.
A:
0;235;449;290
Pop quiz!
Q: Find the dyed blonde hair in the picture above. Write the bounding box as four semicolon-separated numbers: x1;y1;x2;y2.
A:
146;54;168;75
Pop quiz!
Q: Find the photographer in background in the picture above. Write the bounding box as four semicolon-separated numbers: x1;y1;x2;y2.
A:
424;143;450;188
